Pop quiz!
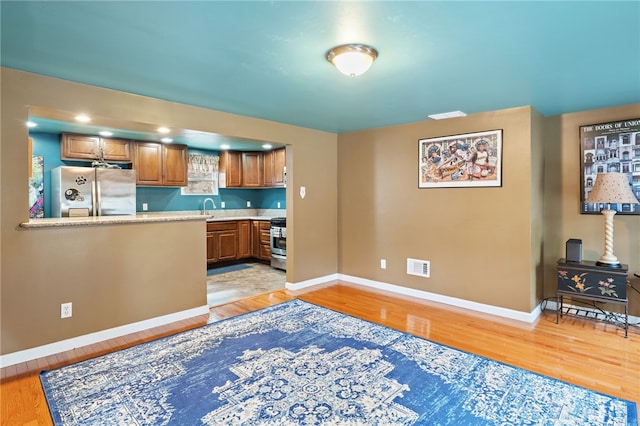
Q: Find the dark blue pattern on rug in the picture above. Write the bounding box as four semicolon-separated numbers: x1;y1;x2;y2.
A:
40;299;637;425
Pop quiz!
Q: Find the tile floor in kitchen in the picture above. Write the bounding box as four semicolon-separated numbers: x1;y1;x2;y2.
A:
206;262;286;307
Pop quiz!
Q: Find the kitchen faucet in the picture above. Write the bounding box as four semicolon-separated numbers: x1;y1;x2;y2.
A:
203;198;216;215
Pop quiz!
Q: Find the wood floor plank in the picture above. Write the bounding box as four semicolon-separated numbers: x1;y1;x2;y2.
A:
1;282;637;425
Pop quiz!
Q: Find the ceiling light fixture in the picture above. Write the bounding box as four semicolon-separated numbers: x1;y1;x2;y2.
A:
74;114;91;123
157;127;170;134
26;121;38;128
326;44;378;77
161;137;173;143
262;144;272;149
220;144;230;150
99;131;113;137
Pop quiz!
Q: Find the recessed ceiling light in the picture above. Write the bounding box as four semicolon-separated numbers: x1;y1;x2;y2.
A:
427;111;467;120
74;114;91;123
26;121;38;128
262;144;273;149
161;137;173;143
99;131;113;137
157;127;170;134
220;144;230;150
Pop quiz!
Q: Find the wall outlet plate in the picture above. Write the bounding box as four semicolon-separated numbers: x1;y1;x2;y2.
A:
61;302;72;318
221;201;225;208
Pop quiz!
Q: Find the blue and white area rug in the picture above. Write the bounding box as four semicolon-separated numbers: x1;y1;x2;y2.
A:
41;299;637;425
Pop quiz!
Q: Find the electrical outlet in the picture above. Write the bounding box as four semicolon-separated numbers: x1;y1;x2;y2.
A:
381;259;387;269
246;201;251;207
221;201;225;208
61;302;72;318
277;202;281;208
142;203;148;211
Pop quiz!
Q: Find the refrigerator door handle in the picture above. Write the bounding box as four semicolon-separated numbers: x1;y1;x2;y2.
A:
96;181;102;216
91;181;97;216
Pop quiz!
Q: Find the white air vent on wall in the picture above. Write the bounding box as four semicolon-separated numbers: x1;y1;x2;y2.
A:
407;258;430;278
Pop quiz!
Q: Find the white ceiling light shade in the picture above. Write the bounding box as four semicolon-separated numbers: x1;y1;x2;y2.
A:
326;44;378;77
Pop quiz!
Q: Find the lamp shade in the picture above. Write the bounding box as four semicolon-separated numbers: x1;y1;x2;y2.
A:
326;44;378;77
585;173;639;205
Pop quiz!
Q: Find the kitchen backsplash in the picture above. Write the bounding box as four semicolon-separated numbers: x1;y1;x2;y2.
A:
30;132;286;218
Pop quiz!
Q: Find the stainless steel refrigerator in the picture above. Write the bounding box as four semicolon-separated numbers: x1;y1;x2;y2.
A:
51;166;136;217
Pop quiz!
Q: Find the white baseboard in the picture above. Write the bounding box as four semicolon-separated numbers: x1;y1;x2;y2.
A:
0;305;210;368
335;274;543;323
286;273;339;291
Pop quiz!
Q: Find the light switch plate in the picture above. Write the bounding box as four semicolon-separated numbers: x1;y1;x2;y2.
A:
300;186;306;199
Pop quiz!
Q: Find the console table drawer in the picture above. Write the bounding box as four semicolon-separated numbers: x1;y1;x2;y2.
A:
557;259;627;301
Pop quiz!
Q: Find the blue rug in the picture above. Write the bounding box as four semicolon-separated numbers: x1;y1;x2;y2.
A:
40;299;637;425
207;263;251;276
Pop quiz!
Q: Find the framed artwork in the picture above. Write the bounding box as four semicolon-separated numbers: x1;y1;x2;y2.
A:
419;129;502;188
579;118;640;214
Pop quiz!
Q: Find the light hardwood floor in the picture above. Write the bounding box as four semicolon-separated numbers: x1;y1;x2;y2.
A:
2;282;638;425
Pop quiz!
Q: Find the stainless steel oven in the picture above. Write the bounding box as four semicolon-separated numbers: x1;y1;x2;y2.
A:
270;217;286;270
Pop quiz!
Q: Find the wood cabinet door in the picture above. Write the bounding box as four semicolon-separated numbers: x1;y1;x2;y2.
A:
163;144;188;186
101;138;131;162
206;232;216;262
241;152;263;187
61;133;101;160
217;231;238;261
238;220;251;259
220;151;242;187
133;142;163;185
273;148;286;187
251;221;261;257
262;150;274;186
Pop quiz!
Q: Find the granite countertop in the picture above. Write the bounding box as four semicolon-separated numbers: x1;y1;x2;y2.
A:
20;209;285;229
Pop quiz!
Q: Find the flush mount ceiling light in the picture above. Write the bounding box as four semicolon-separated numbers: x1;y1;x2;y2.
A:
326;44;378;77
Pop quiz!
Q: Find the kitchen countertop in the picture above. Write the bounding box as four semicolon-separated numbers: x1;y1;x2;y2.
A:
20;209;285;229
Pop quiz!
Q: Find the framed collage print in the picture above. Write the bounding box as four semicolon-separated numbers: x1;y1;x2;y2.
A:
419;129;502;188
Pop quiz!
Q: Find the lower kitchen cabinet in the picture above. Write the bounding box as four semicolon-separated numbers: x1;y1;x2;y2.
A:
207;221;239;263
251;220;272;261
207;220;268;264
238;220;251;259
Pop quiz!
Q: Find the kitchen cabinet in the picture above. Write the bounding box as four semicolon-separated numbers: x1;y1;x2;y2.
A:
133;142;187;186
251;220;272;261
61;133;131;163
238;220;251;259
241;152;263;187
264;148;286;187
207;221;239;263
219;151;242;187
221;149;286;188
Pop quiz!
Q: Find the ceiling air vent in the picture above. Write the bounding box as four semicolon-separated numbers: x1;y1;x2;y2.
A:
407;258;430;278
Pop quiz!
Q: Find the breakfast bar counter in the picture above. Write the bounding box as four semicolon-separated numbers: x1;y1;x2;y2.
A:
20;209;285;229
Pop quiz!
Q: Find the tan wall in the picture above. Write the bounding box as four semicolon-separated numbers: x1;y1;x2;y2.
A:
1;68;338;355
543;103;640;316
338;106;539;313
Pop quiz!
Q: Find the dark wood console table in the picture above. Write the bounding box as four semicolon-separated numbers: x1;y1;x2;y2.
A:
556;258;629;337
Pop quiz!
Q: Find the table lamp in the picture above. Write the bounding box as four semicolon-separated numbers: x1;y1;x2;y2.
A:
585;172;639;267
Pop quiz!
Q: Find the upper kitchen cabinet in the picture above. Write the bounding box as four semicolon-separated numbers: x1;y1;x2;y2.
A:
61;133;131;163
133;142;187;186
264;148;286;187
241;152;263;187
221;148;286;188
219;151;242;187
